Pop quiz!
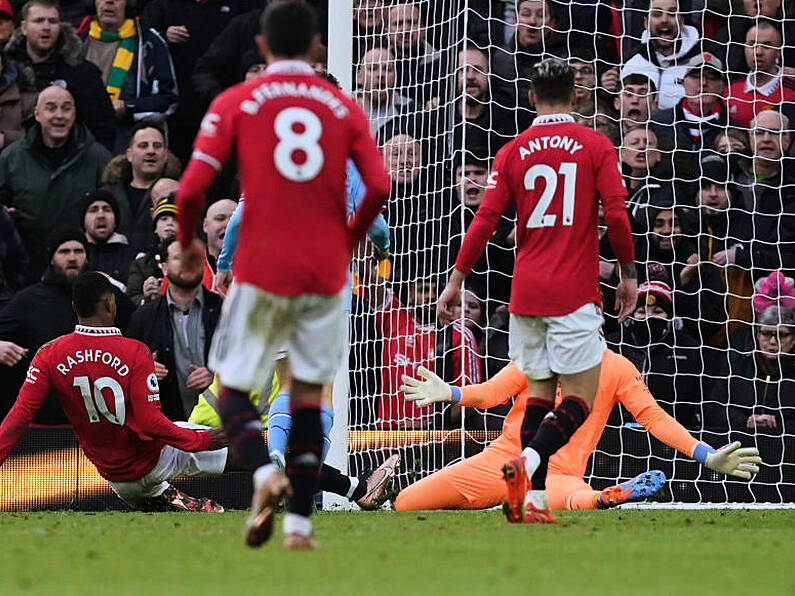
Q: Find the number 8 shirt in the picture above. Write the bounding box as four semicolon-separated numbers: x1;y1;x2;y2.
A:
0;326;211;482
454;113;634;317
179;61;390;297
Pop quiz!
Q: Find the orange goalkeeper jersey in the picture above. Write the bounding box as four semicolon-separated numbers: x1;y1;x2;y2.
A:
458;349;698;478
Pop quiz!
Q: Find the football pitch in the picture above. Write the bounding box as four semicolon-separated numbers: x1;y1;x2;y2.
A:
1;509;793;595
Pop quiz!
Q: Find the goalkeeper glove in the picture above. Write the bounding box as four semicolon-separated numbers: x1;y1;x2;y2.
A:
694;441;762;480
399;366;460;407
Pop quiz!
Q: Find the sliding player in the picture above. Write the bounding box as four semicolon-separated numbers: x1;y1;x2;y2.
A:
395;347;761;511
177;1;390;548
0;272;229;512
438;58;637;523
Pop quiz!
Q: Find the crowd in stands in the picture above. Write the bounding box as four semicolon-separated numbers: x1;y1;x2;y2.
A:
0;0;791;458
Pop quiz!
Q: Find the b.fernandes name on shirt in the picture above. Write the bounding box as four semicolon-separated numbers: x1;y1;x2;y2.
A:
518;135;584;159
239;81;350;118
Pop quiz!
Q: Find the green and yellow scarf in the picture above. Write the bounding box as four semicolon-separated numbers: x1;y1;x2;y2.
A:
89;18;137;101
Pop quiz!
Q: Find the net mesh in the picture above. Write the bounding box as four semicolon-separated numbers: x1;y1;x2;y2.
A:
347;0;795;504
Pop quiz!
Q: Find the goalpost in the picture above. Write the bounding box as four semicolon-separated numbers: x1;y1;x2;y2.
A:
331;0;794;507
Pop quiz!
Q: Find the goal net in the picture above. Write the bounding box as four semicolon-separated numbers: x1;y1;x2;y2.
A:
341;0;795;505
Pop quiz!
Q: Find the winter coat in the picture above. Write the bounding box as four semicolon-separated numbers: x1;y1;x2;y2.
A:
0;121;111;282
191;8;260;110
621;25;720;110
0;266;134;422
126;286;222;421
4;24;116;150
78;17;178;151
0;204;27;304
0;61;37;152
100;152;182;252
86;232;138;287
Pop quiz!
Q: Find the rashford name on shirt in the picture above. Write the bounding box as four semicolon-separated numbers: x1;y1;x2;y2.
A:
55;350;131;377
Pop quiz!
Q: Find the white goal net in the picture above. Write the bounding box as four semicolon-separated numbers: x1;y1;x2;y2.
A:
338;0;795;505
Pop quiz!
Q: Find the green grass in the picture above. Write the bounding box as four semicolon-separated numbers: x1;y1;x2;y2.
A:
1;509;793;595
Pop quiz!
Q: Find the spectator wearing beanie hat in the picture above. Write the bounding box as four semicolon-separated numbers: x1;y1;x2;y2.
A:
607;278;704;428
81;189;137;289
0;226;132;421
126;195;178;306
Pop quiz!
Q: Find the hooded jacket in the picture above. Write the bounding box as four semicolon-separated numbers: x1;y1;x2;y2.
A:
0;60;37;152
0;121;111;282
4;23;116;150
621;25;718;110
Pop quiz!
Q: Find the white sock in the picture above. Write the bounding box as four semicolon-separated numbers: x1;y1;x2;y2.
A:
521;447;541;478
525;489;549;510
346;477;360;500
252;463;275;491
283;513;312;537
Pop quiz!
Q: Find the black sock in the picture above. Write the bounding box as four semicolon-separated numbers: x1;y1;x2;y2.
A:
527;396;589;490
286;404;323;517
218;389;269;471
520;398;554;449
318;464;352;498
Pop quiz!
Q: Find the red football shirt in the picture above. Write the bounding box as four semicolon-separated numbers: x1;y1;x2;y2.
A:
725;78;795;128
178;61;390;296
0;326;211;482
374;291;481;427
455;114;633;316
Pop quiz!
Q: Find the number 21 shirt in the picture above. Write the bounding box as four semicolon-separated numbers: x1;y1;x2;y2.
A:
454;114;634;317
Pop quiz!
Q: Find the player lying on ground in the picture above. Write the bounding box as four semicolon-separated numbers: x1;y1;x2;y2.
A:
395;348;761;511
190;372;400;510
177;1;391;548
437;58;637;523
0;272;231;512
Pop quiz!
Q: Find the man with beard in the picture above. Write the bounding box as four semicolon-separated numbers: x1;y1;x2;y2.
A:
0;227;133;421
607;0;720;110
606;280;704;427
127;238;222;421
635;202;696;289
360;255;480;428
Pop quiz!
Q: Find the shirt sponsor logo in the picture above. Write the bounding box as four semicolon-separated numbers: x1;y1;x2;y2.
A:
25;366;40;385
486;171;499;189
200;112;221;137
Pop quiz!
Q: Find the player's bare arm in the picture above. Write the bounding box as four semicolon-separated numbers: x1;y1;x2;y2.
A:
437;269;466;324
615;261;638;323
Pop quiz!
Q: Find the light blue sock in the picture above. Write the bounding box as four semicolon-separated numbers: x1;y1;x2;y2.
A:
267;392;291;459
320;405;334;463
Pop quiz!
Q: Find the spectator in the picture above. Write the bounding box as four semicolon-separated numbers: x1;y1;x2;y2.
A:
0;0;13;45
447;151;514;310
191;8;260;111
202;198;235;288
569;53;597;105
677;154;753;347
651;53;739;179
100;119;180;252
0;227;133;421
4;0;116;149
126;238;221;421
359;256;480;428
0;85;110;283
355;47;413;138
732;111;795;280
0;205;27;306
635;202;696;288
614;0;718;109
705;305;795;435
0;50;38;152
713;127;750;156
606;279;704;427
125;194;176;306
81;189;137;288
141;0;259;162
724;20;795;129
492;0;569;117
353;0;384;59
614;71;658;135
384;2;443;103
80;0;178;152
753;271;795;316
